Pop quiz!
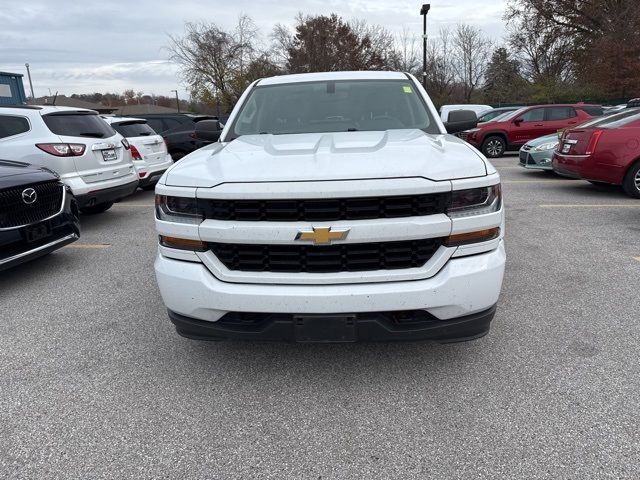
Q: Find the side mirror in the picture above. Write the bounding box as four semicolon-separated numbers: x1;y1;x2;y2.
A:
513;118;523;126
195;119;223;142
444;110;478;134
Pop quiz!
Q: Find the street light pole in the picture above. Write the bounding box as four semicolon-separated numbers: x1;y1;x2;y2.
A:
171;89;180;113
420;4;431;90
25;63;35;100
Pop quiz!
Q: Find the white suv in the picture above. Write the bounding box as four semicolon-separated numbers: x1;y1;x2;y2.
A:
154;71;506;343
0;105;138;214
103;116;173;190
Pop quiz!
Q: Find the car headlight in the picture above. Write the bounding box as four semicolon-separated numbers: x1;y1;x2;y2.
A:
533;142;558;152
155;195;203;224
447;184;501;218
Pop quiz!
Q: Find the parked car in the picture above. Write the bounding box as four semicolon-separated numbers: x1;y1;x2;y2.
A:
0;159;80;271
518;133;559;171
103;116;173;190
477;107;522;124
154;71;505;343
440;104;491;123
553;108;640;197
463;104;603;158
134;113;220;160
0;105;138;214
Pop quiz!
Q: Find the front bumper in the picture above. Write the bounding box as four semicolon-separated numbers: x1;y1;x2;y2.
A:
0;190;80;271
168;305;497;343
155;240;506;342
519;149;553;170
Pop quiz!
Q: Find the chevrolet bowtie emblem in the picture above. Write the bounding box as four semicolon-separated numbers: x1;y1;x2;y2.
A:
295;227;350;245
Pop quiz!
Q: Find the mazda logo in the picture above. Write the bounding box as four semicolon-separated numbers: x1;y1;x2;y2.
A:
21;188;37;205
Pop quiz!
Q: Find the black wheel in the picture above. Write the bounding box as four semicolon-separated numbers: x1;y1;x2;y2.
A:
481;136;506;158
141;184;156;191
622;162;640;198
80;201;114;214
171;151;186;161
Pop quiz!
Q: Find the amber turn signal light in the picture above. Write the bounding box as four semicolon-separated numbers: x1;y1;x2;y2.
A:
445;228;500;247
159;235;207;251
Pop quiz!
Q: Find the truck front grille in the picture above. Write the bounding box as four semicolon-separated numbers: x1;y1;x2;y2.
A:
209;238;443;273
201;193;449;222
0;181;63;229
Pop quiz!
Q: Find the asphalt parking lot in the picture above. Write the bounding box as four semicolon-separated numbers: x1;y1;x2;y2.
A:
1;155;639;479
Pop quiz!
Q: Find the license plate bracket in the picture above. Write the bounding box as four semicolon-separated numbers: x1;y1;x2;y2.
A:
294;314;357;343
101;149;117;161
25;221;52;243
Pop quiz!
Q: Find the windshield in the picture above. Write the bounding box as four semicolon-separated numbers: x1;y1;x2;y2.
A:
112;121;157;137
582;108;640;129
43;113;116;138
496;108;527;122
228;79;438;139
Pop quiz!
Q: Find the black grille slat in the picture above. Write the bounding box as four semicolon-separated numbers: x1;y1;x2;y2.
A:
209;238;443;274
201;193;449;222
0;181;63;229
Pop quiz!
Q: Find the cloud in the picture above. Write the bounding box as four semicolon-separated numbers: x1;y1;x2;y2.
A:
0;0;508;97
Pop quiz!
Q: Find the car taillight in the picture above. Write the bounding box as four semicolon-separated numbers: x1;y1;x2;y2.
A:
190;132;197;139
130;144;143;160
36;143;86;157
585;130;603;155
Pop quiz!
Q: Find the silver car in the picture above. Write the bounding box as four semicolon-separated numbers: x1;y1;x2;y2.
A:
103;116;173;191
0;105;138;214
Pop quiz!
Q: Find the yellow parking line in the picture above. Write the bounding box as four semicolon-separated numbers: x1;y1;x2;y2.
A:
634;257;640;262
540;204;640;208
64;243;111;249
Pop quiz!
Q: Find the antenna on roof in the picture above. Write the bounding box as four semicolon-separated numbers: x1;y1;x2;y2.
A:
52;91;58;105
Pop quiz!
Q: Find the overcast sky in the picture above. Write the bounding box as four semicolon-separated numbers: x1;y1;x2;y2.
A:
1;0;508;99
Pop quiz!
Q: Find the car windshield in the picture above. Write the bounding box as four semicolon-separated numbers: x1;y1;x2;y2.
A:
583;108;640;129
228;79;438;139
496;108;527;122
43;113;116;138
112;121;157;137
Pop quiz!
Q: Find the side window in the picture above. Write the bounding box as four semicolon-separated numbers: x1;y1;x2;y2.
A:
162;118;182;131
546;107;576;121
145;118;164;133
520;108;545;122
0;115;30;139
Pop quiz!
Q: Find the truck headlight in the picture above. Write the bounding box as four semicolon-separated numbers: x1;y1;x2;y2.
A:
155;195;203;224
447;185;501;218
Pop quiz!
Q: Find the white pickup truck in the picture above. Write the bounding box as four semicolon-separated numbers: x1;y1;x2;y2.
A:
154;71;505;343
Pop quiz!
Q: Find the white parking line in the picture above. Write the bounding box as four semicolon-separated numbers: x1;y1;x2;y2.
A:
540;204;640;208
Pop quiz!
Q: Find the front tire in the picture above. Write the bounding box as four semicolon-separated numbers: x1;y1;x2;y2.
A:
481;136;506;158
622;162;640;198
80;202;114;214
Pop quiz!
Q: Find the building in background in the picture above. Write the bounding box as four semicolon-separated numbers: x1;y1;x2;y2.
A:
0;72;27;105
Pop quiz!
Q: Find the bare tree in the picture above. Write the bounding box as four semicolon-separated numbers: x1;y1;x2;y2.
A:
168;15;266;111
393;27;420;74
424;27;458;105
451;24;493;103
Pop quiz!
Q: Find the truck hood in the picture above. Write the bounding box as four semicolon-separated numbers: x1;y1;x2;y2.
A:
164;129;487;187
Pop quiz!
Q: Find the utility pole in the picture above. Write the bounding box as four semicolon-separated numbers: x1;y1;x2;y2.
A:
420;4;431;90
171;89;180;113
25;63;35;100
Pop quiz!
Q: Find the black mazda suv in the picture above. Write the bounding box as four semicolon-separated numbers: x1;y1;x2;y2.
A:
0;160;80;271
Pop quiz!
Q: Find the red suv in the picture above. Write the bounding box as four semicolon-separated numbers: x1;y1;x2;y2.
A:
464;104;603;158
553;108;640;198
